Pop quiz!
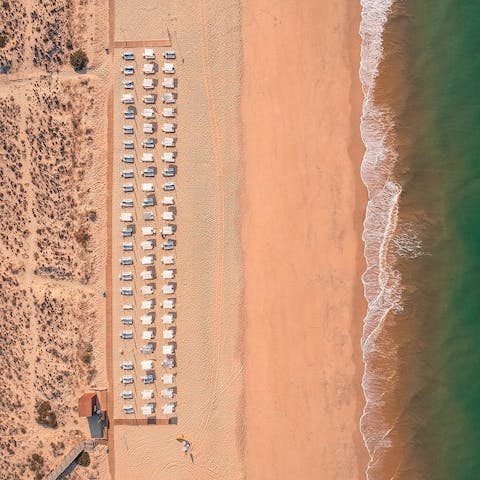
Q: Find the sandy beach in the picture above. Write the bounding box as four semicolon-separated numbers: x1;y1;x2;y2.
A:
0;0;367;478
111;1;244;479
241;1;368;478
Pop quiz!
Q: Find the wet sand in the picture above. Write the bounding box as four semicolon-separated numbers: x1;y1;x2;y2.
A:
241;1;368;479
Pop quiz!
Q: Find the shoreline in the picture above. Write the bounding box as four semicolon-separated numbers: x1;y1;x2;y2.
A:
241;1;368;478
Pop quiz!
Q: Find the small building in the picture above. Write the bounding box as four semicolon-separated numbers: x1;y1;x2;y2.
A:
78;392;97;417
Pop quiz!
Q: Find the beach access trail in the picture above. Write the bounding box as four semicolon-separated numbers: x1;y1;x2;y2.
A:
241;1;369;478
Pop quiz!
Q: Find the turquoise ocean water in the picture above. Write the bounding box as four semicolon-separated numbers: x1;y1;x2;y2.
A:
360;1;480;479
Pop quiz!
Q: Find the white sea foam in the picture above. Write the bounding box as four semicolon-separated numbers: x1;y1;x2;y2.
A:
359;0;404;478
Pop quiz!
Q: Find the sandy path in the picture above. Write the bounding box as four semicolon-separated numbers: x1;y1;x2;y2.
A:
241;2;368;479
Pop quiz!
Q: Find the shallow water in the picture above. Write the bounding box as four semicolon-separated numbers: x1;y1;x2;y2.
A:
360;1;480;478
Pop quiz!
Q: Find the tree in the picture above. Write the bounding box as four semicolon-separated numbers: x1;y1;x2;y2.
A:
70;49;88;72
0;34;7;49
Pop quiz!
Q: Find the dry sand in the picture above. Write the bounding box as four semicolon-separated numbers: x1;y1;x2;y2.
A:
112;1;243;479
241;1;368;479
0;0;111;479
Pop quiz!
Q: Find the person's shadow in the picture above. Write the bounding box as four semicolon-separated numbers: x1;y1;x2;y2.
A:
189;453;194;464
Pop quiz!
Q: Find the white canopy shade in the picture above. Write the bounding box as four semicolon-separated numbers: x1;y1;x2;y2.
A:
141;300;154;310
141;404;155;415
161;313;174;324
162;299;175;309
141;240;154;250
163;329;175;339
161;284;174;294
141;359;154;370
141;270;154;281
141;314;153;325
162;344;175;355
142;389;154;400
161;255;174;265
162;269;174;279
162;211;174;221
142;330;155;340
161;373;174;384
141;255;154;265
162;402;176;414
142;108;155;118
141;285;154;295
143;48;155;59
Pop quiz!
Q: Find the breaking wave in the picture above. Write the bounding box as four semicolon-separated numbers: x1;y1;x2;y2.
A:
358;0;407;477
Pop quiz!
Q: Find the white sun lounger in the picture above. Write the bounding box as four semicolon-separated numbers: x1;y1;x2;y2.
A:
121;375;134;384
120;361;134;370
122;304;133;310
121;390;133;399
123;405;135;414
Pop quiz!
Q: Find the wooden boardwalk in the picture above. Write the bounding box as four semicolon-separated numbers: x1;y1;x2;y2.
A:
44;441;92;480
113;417;176;426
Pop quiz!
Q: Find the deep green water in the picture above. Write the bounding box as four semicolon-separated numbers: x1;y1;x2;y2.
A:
393;1;480;478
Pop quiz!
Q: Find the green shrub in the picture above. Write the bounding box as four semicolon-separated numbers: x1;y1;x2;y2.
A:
0;34;7;48
70;49;88;72
27;453;45;472
76;450;90;467
35;400;58;429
